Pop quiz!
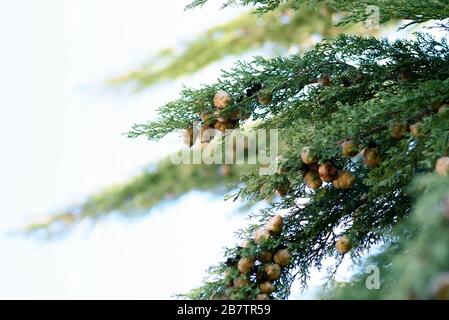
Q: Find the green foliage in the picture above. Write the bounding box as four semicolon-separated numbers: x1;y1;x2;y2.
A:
131;34;449;142
135;30;449;299
331;175;449;299
188;0;449;26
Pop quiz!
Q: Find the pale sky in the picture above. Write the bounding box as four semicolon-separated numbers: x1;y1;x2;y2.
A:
0;0;364;299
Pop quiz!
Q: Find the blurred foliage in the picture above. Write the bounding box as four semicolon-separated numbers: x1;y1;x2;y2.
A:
23;154;259;237
109;3;379;91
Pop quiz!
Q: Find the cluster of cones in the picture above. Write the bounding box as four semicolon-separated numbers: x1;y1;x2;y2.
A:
183;87;273;149
225;215;291;300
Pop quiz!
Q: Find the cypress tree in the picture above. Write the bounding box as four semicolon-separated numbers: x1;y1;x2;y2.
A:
25;0;449;300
